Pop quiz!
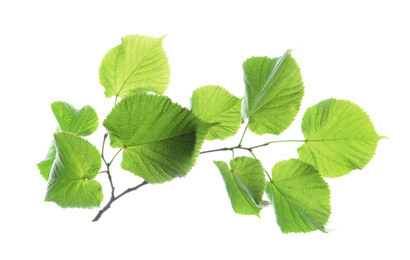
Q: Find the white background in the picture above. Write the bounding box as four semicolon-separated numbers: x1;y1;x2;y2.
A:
1;0;408;259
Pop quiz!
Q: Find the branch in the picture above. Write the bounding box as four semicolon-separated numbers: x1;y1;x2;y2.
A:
199;139;305;155
93;133;148;222
92;180;148;222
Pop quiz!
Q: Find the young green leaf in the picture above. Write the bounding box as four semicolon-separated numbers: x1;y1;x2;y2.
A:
45;132;103;208
213;157;267;217
99;34;170;99
103;92;215;184
297;99;385;178
190;85;242;140
242;50;304;135
37;102;99;181
51;101;99;136
266;159;331;233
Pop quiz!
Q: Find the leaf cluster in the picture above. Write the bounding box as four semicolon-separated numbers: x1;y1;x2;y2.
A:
37;34;385;233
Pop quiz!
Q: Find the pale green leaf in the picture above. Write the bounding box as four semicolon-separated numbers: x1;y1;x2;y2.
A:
45;132;103;208
242;50;304;135
99;34;170;99
51;101;99;136
213;157;267;217
297;99;385;178
103;92;215;184
191;85;242;140
37;102;99;180
266;159;331;233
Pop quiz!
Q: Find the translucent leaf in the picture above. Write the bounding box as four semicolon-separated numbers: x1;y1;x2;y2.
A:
242;50;304;135
190;85;242;140
99;34;170;99
45;132;103;208
297;99;385;178
213;157;267;217
266;159;331;233
103;92;215;184
37;102;99;180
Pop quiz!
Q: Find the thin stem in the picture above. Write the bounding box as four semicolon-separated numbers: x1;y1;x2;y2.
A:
101;133;109;165
238;122;249;147
266;139;306;144
101;133;115;198
199;147;235;155
248;149;272;182
109;148;123;165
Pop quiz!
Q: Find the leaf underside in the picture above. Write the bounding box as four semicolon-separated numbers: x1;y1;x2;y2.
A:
266;159;331;233
242;50;304;135
99;34;170;99
37;102;99;180
103;92;215;184
191;85;242;140
297;98;384;178
45;132;103;208
214;157;267;217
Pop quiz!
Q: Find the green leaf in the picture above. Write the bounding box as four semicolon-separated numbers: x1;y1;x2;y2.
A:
213;157;267;217
297;99;385;178
45;132;103;208
51;101;99;136
190;85;242;140
37;102;99;180
242;50;304;135
103;92;215;184
99;34;170;99
266;159;331;233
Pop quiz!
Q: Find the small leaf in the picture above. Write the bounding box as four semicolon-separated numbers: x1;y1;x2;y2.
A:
37;102;99;180
99;34;170;99
45;132;103;208
242;50;304;135
266;159;331;233
214;157;266;217
297;99;385;178
191;85;242;140
103;92;215;184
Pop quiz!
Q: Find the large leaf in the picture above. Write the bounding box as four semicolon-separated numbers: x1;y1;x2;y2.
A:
242;50;304;135
37;102;99;180
214;157;267;217
297;99;385;178
266;159;331;233
103;92;215;184
45;132;103;208
99;34;170;99
190;85;242;140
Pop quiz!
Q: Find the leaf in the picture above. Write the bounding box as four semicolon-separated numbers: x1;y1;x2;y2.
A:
103;92;215;184
242;50;304;135
214;157;267;217
45;132;103;208
266;159;331;233
297;99;385;178
37;102;99;180
51;101;99;136
190;85;242;140
99;34;170;99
